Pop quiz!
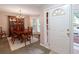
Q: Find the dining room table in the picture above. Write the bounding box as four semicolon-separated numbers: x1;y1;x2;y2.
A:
13;29;29;46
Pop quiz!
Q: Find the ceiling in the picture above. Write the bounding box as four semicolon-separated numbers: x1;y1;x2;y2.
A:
0;4;65;15
0;4;45;15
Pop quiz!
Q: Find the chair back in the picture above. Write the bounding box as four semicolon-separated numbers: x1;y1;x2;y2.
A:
0;27;2;33
28;27;32;35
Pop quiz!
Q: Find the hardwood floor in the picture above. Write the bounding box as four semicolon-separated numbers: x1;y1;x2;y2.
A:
0;38;50;54
0;39;10;54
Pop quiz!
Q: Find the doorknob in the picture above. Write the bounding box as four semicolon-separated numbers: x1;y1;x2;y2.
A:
66;29;70;37
67;29;69;31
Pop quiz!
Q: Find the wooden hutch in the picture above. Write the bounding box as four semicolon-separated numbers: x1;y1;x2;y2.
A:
8;16;24;36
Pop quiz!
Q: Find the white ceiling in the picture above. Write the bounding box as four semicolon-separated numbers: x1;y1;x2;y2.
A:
0;4;65;15
0;4;45;15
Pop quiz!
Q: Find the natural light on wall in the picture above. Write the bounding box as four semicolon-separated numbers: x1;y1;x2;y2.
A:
52;8;65;16
37;17;40;32
32;16;40;33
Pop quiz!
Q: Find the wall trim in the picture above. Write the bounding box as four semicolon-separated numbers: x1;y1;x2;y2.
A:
40;43;50;50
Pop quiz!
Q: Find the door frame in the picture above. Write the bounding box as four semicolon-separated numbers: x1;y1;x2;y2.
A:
69;4;73;54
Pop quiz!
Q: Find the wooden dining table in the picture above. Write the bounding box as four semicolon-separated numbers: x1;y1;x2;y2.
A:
13;30;23;39
13;30;27;38
13;29;29;46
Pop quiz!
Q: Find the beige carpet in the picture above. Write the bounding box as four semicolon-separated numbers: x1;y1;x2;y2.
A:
7;37;38;51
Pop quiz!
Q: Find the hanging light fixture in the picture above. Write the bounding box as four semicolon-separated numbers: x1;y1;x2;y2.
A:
16;8;24;19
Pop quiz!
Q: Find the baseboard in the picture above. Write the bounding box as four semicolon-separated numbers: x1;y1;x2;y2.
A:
40;43;50;49
40;43;58;54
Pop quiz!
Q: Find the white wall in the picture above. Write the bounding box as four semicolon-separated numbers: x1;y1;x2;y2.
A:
40;11;45;45
0;14;8;34
72;4;79;10
24;16;30;29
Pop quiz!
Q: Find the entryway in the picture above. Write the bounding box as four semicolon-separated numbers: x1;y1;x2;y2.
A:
72;8;79;53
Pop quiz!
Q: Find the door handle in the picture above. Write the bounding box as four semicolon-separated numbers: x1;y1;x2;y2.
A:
66;29;70;37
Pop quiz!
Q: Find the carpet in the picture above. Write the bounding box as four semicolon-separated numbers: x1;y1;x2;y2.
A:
7;37;38;51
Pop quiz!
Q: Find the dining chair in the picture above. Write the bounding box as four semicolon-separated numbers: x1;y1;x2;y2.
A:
0;27;7;39
27;27;33;43
2;31;7;39
0;27;2;33
0;27;2;39
21;33;28;46
11;33;18;44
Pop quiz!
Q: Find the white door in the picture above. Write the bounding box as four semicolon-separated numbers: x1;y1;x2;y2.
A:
49;5;72;53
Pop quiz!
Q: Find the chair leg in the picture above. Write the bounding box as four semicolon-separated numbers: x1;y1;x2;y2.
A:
25;39;26;46
0;35;2;39
11;37;15;44
28;37;31;44
30;39;31;44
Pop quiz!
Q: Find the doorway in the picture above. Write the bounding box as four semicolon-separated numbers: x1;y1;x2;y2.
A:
73;12;79;54
31;16;41;41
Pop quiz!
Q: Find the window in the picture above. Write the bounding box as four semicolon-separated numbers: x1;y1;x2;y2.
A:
32;19;37;32
37;18;40;32
32;17;40;33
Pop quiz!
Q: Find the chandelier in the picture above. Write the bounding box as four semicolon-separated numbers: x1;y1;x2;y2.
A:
16;8;24;19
